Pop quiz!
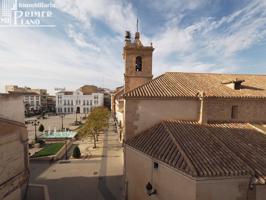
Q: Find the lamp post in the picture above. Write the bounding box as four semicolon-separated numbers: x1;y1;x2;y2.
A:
60;114;65;131
31;119;40;143
75;110;78;125
75;92;79;125
65;138;68;160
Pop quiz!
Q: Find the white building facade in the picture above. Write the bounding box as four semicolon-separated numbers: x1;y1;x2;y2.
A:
23;92;41;111
56;90;104;114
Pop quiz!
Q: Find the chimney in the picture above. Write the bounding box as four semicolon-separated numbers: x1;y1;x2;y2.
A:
198;91;207;124
222;78;245;90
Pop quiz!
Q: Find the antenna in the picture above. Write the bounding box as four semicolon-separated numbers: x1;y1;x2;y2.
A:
136;18;139;32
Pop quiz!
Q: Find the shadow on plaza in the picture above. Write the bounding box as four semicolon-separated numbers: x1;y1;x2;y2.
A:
28;173;123;200
28;120;123;200
29;159;123;200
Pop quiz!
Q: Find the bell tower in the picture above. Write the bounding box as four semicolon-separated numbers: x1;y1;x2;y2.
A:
123;28;154;93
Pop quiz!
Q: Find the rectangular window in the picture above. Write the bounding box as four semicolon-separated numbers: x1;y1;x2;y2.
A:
153;162;159;169
231;106;238;119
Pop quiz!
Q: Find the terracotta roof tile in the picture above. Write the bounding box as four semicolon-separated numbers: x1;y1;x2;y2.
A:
126;120;266;180
124;72;266;99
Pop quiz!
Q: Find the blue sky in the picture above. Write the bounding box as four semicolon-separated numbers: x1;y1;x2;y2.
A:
0;0;266;94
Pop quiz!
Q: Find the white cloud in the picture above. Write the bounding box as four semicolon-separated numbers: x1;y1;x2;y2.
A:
1;0;266;94
146;0;266;75
67;24;101;51
201;0;266;57
0;27;124;94
53;0;137;34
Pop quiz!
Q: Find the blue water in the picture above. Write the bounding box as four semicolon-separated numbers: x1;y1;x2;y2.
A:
40;131;77;139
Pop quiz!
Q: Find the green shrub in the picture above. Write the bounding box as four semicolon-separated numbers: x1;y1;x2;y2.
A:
37;139;45;146
31;143;64;158
73;146;81;158
38;124;44;132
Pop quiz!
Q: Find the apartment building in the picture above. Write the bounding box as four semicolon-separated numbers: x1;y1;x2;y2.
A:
0;94;29;200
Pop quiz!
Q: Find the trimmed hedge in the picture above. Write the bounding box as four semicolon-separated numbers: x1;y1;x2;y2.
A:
73;146;81;158
38;124;44;132
31;143;64;158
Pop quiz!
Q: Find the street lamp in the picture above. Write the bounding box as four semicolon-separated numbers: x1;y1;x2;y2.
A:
75;110;78;125
60;114;65;131
145;182;157;196
65;137;68;160
31;119;40;143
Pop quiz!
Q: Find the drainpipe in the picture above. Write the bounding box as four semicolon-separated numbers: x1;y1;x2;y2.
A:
198;91;207;124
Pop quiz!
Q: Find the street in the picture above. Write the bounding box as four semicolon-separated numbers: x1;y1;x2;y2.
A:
29;118;124;200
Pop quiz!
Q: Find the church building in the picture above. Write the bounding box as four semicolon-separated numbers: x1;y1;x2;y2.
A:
112;29;266;200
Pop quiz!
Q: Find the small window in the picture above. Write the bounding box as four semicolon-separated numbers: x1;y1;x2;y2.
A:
135;56;142;71
153;162;159;169
231;105;238;119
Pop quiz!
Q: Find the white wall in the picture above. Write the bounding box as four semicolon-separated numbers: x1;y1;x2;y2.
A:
56;90;104;114
125;146;196;200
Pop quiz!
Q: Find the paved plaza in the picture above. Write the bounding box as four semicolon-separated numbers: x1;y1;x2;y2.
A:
29;118;124;200
26;113;85;142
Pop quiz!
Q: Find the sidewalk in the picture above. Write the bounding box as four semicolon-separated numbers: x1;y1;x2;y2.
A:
29;117;124;200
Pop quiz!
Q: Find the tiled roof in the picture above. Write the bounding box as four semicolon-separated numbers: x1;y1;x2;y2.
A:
114;87;124;100
124;72;266;99
8;91;39;96
80;85;99;95
126;120;266;180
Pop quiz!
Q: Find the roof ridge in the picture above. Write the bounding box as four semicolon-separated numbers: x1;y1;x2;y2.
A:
203;123;255;175
165;71;266;76
161;120;198;176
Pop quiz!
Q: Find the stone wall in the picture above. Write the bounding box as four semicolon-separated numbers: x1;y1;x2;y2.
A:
196;177;253;200
0;120;29;200
205;98;266;123
124;76;152;93
0;94;28;200
124;97;266;140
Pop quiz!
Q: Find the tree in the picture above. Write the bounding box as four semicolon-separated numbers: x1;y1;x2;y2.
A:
38;124;44;132
73;146;81;158
78;107;110;148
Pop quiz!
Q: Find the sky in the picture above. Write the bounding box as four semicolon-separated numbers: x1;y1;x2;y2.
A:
0;0;266;94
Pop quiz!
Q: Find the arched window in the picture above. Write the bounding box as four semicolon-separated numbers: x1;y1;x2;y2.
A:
135;56;142;71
